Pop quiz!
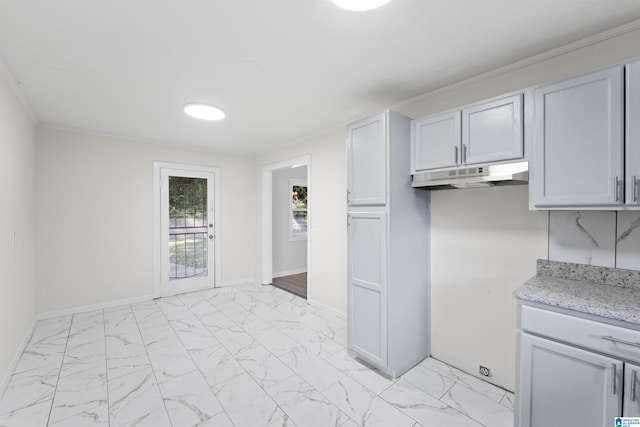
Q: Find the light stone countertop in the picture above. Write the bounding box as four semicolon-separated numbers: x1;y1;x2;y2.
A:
514;259;640;325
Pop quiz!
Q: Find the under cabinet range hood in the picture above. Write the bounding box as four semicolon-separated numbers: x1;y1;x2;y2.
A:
412;161;529;190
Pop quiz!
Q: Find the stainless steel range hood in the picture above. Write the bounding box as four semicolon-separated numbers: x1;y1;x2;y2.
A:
411;161;528;190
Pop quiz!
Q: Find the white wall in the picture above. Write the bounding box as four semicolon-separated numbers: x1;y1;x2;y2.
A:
35;127;258;313
0;63;37;385
272;166;307;276
257;128;347;313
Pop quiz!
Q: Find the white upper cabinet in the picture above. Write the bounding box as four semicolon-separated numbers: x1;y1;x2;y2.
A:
531;66;624;208
347;113;387;206
626;59;640;207
411;92;524;173
462;93;523;165
411;110;461;172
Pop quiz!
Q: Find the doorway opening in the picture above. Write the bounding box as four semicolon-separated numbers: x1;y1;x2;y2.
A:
262;156;311;300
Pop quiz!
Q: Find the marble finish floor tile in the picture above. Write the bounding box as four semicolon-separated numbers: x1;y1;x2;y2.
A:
0;282;514;426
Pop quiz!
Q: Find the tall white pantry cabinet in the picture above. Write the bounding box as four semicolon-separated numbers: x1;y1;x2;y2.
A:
346;110;431;379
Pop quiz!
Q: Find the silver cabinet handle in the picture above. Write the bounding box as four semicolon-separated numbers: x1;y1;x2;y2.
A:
612;363;617;395
634;176;638;203
462;144;467;164
454;145;459;164
632;370;637;402
602;335;640;348
614;176;620;202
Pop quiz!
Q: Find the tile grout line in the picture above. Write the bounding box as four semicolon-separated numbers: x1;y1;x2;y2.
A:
130;301;174;426
44;316;73;427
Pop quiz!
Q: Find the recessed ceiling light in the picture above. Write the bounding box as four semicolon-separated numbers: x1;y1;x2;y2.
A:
184;103;226;121
330;0;393;11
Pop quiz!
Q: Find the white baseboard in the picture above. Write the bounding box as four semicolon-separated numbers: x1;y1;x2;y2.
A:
307;297;347;320
0;317;37;400
272;268;307;279
217;277;259;287
37;294;154;321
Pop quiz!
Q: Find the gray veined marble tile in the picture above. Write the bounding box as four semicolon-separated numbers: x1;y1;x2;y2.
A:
268;415;298;427
234;344;295;389
279;323;343;359
214;373;284;427
617;211;640;270
49;370;107;424
266;375;348;427
326;350;396;395
212;325;260;356
145;341;198;384
250;302;292;323
323;377;416;427
419;358;506;403
500;391;515;410
279;348;345;392
107;366;167;426
198;411;235;427
0;399;52;427
181;296;214;315
190;345;245;392
248;325;303;357
158;370;223;427
116;408;172;427
0;364;60;416
441;384;514;427
49;402;108;426
400;360;455;399
105;329;150;380
200;310;236;333
201;287;242;306
549;210;616;267
381;379;482;427
214;300;254;325
269;287;308;307
13;319;71;375
176;290;206;308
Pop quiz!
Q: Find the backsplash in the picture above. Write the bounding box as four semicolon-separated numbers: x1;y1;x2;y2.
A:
549;211;640;270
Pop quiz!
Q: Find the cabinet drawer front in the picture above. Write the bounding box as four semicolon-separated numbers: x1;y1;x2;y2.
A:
521;305;640;363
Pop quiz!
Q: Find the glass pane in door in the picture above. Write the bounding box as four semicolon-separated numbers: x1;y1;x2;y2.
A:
168;177;208;280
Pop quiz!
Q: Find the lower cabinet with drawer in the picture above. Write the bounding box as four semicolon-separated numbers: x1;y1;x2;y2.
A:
516;304;640;427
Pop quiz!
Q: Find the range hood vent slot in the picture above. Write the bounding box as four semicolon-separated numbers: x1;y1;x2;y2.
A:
412;161;528;190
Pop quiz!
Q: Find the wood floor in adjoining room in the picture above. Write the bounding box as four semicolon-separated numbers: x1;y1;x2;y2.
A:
272;272;307;299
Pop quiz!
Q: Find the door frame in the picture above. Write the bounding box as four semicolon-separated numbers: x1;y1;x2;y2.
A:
261;155;311;298
153;161;221;298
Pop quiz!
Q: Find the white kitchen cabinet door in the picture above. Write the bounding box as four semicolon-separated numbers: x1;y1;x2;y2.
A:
624;363;640;417
462;92;523;166
518;333;622;427
411;110;461;172
532;65;624;208
347;113;387;206
626;59;640;206
348;212;387;369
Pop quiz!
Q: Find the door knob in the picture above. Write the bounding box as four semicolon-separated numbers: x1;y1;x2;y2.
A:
208;234;214;239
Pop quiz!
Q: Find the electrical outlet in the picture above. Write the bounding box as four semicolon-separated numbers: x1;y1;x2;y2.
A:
479;366;491;377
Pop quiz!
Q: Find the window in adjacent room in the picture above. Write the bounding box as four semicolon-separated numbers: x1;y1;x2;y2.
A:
290;179;308;241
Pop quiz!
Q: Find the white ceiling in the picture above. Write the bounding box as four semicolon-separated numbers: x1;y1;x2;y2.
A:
1;0;640;153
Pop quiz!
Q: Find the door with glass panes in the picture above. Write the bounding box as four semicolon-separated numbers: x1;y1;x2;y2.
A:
159;167;215;296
